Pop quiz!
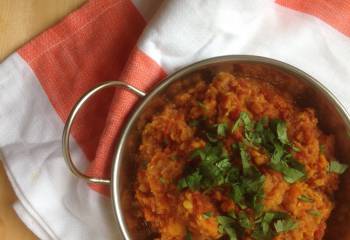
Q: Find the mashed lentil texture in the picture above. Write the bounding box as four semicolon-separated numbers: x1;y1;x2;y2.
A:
135;72;346;240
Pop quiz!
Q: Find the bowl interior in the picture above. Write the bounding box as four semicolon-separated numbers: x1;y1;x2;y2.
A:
113;56;350;239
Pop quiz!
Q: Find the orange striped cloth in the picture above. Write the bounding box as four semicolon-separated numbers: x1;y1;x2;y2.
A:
17;0;350;195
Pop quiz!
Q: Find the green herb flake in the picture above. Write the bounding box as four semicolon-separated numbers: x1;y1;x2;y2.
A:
217;122;228;137
238;143;251;175
308;210;321;217
319;144;325;154
238;211;253;229
231;118;242;133
185;229;192;240
241;112;253;130
217;216;237;240
177;170;202;190
282;167;305;184
197;101;206;109
270;143;284;165
276;120;289;145
329;160;348;174
203;211;213;220
228;211;237;219
189;119;199;127
274;218;298;233
298;194;313;203
217;215;235;226
230;184;244;206
190;148;206;161
177;178;188;190
292;146;301;152
206;132;218;142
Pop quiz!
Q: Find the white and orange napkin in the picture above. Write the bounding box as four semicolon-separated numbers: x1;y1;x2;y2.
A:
1;0;350;239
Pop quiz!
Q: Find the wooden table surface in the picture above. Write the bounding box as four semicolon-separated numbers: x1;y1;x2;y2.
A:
0;0;86;239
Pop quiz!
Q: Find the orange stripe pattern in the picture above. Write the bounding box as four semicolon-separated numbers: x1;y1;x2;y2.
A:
276;0;350;37
18;0;165;195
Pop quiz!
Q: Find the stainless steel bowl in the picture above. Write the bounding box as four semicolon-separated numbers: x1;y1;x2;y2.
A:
62;55;350;239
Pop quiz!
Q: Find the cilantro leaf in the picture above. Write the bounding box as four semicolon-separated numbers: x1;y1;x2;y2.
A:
329;160;348;174
232;112;254;137
319;144;325;154
177;178;187;190
238;211;253;229
282;167;305;184
252;188;265;215
217;123;228;137
197;101;206;109
274;218;298;233
203;211;213;219
308;210;321;217
238;143;251;176
230;184;245;208
270;143;284;165
241;112;254;131
189;119;199;127
276;120;289;145
218;216;235;226
217;216;238;240
185;229;192;240
298;194;313;203
190;148;206;161
177;170;202;190
232;118;242;133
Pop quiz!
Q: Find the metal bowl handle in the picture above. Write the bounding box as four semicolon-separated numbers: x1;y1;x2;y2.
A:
62;81;146;185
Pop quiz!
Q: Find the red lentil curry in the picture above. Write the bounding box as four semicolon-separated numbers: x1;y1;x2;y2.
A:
135;71;348;240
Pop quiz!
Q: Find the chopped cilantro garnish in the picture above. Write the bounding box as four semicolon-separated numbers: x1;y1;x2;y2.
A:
329;160;348;174
270;143;284;165
203;211;213;219
308;210;321;217
217;216;238;240
232;118;242;133
238;211;253;229
217;122;228;137
274;218;298;233
189;119;199;127
252;188;265;216
230;184;245;208
319;144;325;154
252;211;293;239
190;148;206;161
197;101;206;109
177;170;202;190
282;167;305;184
238;143;252;176
292;146;301;152
185;229;192;240
218;215;235;226
179;142;235;190
276;120;289;145
231;112;254;135
241;112;254;131
298;194;313;203
177;112;305;240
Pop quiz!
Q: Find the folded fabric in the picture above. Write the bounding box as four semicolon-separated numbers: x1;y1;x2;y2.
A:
1;0;350;239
